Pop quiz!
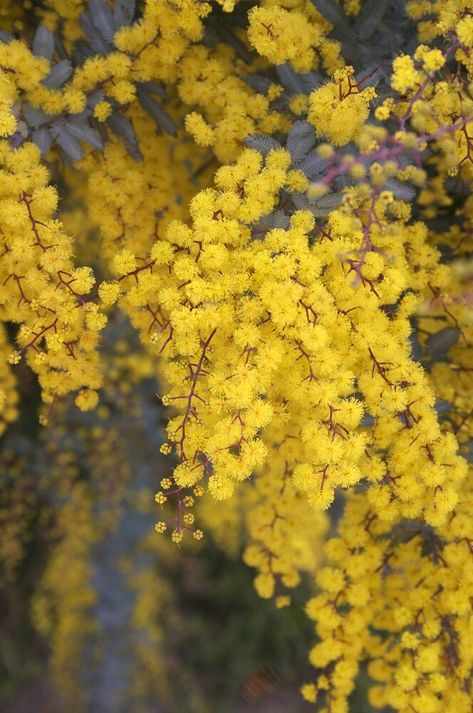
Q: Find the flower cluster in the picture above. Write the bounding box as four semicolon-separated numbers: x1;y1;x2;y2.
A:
0;0;472;710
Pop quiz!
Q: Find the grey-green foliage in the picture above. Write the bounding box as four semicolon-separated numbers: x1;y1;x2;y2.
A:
425;327;461;361
465;440;473;464
205;12;253;64
384;178;417;201
22;103;48;129
31;127;52;155
308;191;344;217
298;151;327;179
276;63;307;94
107;112;142;161
311;0;416;66
255;210;290;233
136;84;177;138
355;63;388;90
139;80;168;102
66;119;104;152
18;0;172;163
287;121;316;163
43;60;73;89
410;326;461;374
113;0;136;30
240;0;425;232
310;0;349;30
89;0;115;44
242;74;272;95
357;0;390;40
289;190;344;218
80;12;111;55
32;25;55;61
244;134;282;155
50;122;85;162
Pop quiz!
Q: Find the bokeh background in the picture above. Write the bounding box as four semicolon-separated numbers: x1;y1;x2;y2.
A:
0;323;376;713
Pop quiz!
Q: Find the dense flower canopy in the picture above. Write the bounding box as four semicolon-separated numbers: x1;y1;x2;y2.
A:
0;1;472;711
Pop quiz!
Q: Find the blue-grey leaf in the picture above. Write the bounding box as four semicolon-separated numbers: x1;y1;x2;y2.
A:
9;131;25;149
310;192;343;208
435;399;452;416
356;0;390;39
207;17;253;64
385;178;416;201
334;174;354;190
244;134;282;156
108;112;137;145
276;63;305;94
66;120;104;151
51;123;84;162
124;143;143;161
272;210;290;229
138;81;168;101
70;109;92;122
87;92;105;109
410;331;423;362
89;0;115;44
22;103;48;128
0;31;13;44
310;0;359;43
80;13;110;54
426;327;460;359
397;152;413;169
43;59;73;89
113;0;136;29
54;32;68;61
361;413;375;427
242;74;272;95
310;0;346;26
309;192;343;216
292;194;311;210
137;88;177;137
299;151;327;178
107;112;143;161
287;120;316;163
32;127;52;155
33;25;54;60
255;210;290;232
300;71;322;93
72;40;93;65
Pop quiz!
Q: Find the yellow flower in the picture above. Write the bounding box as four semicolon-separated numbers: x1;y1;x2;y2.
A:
0;110;16;136
75;389;99;412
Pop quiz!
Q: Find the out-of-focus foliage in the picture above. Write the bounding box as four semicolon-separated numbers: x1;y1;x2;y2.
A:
0;1;472;711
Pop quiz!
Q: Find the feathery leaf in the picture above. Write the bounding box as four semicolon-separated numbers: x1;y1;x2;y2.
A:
113;0;136;30
137;88;177;137
51;123;84;162
287;121;316;163
244;134;282;156
65;120;104;151
276;64;305;94
42;60;73;89
89;0;115;44
298;151;327;178
33;25;54;60
32;127;52;155
79;13;109;54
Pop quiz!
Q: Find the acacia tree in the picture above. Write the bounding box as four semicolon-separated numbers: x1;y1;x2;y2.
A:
0;1;472;711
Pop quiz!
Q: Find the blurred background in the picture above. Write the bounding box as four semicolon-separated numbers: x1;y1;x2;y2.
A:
0;323;376;713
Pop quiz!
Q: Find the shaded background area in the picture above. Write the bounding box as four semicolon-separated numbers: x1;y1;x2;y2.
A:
0;552;315;713
0;331;377;713
0;337;313;713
